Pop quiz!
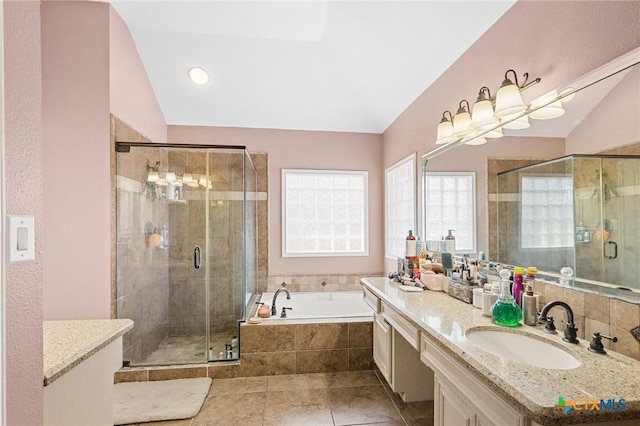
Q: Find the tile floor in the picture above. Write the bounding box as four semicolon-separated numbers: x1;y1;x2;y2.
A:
127;370;434;426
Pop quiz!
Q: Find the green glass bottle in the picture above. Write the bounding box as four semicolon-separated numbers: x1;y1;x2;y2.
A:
491;269;522;327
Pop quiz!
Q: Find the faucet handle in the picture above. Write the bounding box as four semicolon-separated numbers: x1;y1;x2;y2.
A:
543;316;558;334
280;307;292;318
563;323;579;344
588;332;618;354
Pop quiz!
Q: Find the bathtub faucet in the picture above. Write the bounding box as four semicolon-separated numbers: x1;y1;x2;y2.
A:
271;288;291;316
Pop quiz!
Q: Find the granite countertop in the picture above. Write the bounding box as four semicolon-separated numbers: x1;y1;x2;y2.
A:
43;319;134;386
361;277;640;425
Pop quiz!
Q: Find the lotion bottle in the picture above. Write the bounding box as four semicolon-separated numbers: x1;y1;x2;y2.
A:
405;230;417;260
444;229;456;255
522;284;539;326
512;267;524;308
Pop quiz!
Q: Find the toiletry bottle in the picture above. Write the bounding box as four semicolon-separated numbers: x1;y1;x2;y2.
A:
405;230;417;260
491;269;522;327
444;229;456;255
522;284;539;326
512;267;524;308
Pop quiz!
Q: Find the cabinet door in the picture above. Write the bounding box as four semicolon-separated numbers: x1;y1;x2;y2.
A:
435;377;476;426
373;312;392;384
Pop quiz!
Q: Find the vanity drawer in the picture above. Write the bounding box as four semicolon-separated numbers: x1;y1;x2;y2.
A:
363;288;381;314
381;302;420;349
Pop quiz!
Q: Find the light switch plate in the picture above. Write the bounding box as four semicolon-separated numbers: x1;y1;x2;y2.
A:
8;215;35;263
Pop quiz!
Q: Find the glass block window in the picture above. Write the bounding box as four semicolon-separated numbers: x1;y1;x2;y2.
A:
424;172;475;252
282;169;368;257
385;154;416;259
521;175;574;248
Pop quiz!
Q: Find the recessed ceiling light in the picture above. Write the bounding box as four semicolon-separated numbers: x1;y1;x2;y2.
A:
188;67;210;85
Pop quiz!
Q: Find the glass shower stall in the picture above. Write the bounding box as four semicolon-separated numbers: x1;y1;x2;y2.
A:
115;143;257;366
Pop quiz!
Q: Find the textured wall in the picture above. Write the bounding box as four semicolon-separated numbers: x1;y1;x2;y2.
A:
3;1;44;424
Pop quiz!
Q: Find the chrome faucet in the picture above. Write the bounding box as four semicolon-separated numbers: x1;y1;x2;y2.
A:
271;288;291;316
538;301;579;344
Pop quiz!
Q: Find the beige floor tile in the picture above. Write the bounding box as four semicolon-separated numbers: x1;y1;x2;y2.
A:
328;385;404;426
325;370;381;388
209;376;268;395
267;373;327;391
192;391;266;426
131;420;192;426
263;388;334;426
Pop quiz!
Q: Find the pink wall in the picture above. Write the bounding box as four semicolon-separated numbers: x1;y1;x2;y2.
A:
109;6;167;143
383;0;640;271
168;125;384;275
3;1;44;424
566;65;640;154
42;1;112;319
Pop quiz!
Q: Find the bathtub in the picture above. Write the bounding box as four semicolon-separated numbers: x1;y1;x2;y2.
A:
258;291;372;320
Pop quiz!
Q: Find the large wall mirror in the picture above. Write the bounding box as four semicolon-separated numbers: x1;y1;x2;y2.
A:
423;48;640;304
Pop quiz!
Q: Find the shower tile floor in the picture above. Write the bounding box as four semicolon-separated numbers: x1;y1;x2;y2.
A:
124;370;434;426
140;333;238;365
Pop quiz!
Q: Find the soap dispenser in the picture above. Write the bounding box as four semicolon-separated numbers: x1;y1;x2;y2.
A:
491;269;522;327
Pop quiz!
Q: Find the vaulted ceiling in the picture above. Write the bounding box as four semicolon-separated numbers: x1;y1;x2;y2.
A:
109;1;515;133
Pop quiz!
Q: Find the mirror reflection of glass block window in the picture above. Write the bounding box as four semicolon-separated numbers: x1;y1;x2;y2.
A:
521;175;574;249
282;169;368;257
424;172;476;253
385;154;416;259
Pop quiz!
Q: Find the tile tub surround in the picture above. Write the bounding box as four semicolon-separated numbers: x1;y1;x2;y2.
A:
44;319;133;385
239;319;374;376
266;273;384;293
361;276;640;425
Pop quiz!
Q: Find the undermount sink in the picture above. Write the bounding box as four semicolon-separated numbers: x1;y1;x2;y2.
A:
465;328;581;370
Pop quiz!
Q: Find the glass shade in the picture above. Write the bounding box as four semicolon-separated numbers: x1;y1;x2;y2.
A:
435;119;457;145
147;171;160;182
495;82;526;118
452;109;473;137
471;98;498;129
529;91;565;120
465;136;487;145
484;126;503;139
500;112;530;129
165;172;176;182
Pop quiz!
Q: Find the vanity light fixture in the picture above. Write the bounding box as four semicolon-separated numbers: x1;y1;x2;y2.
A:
431;68;581;146
188;66;210;86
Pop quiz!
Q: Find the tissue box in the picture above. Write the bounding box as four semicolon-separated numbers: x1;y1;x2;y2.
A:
447;280;480;304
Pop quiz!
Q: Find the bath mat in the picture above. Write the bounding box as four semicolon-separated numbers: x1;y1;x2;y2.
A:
113;377;212;425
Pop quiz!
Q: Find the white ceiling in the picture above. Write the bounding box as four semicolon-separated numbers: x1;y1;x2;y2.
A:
110;1;516;134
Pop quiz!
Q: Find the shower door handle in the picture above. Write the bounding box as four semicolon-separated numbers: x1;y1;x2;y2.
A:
605;241;618;260
194;246;201;269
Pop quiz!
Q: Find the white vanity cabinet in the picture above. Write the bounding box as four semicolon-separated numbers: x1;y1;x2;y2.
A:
420;334;527;426
364;287;434;402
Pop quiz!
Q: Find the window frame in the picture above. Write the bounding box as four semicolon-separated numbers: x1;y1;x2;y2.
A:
281;168;369;258
423;171;477;254
384;153;416;260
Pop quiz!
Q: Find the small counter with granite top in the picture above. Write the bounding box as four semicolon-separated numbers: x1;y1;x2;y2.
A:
44;319;133;425
361;276;640;425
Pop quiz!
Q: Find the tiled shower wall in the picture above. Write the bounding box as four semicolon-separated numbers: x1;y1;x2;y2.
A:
112;116;171;363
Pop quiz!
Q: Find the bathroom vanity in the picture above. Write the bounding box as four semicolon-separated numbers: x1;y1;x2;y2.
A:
43;319;133;426
361;277;640;425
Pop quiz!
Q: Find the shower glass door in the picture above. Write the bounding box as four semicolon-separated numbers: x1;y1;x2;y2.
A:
115;144;255;366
